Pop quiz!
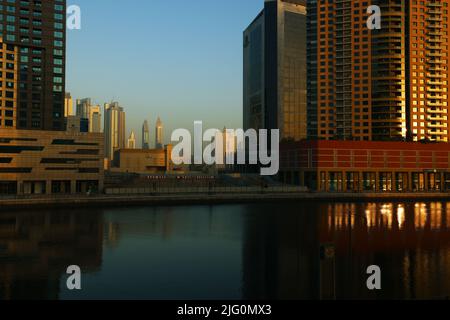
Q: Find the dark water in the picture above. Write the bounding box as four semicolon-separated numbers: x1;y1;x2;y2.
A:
1;201;450;300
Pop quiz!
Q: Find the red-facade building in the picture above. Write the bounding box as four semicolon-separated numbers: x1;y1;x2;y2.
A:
280;141;450;192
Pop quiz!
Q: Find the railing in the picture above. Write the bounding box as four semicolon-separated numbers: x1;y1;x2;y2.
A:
104;185;308;196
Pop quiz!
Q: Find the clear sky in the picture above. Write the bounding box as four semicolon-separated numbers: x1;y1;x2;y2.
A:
66;0;262;146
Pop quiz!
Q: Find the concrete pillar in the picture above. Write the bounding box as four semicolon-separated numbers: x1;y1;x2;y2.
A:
408;172;413;192
46;180;51;195
300;170;305;187
392;172;396;192
71;180;77;194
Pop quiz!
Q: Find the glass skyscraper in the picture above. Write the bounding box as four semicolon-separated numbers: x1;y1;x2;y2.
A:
243;0;307;142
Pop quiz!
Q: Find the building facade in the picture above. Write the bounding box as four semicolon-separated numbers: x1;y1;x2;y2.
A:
307;0;450;142
0;38;18;129
142;120;150;149
65;92;73;117
280;140;450;192
76;98;101;133
0;128;104;195
104;102;126;161
244;0;307;141
155;117;163;149
127;130;136;149
0;0;66;131
112;145;173;174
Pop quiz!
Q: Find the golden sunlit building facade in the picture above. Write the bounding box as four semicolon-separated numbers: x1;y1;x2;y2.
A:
307;0;450;142
408;0;450;142
0;38;18;129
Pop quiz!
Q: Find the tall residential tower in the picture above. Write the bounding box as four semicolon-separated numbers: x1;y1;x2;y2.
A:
307;0;450;142
104;102;126;160
142;120;150;149
0;0;66;131
155;117;163;149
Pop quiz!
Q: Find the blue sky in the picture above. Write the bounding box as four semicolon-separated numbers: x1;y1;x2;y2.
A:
66;0;262;146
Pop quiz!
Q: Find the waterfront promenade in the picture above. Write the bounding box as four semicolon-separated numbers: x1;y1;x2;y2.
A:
1;190;450;210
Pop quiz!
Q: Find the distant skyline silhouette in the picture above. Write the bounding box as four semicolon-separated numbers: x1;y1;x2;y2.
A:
66;0;262;146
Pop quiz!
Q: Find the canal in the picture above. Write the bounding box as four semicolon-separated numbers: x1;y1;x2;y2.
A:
0;201;449;300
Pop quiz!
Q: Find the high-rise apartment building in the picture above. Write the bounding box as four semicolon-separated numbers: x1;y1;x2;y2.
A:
127;130;136;149
89;105;102;133
155;117;163;149
76;98;102;133
0;1;104;196
104;102;126;160
0;0;66;131
243;0;307;141
64;92;73;117
0;38;18;129
142;120;150;149
307;0;450;142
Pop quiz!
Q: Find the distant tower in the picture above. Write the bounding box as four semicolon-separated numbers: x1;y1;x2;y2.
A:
127;131;136;149
155;117;163;149
89;105;102;133
142;120;150;149
64;93;73;117
76;98;102;133
104;102;126;160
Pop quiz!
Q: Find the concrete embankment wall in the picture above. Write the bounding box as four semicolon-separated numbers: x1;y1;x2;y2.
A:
1;192;450;211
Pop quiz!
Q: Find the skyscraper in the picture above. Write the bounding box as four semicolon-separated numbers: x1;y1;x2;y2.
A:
0;0;104;195
89;105;102;133
307;0;450;142
104;102;126;160
155;117;163;149
127;131;136;149
0;0;66;131
243;0;307;141
76;98;90;132
142;120;150;150
76;98;102;133
64;93;73;117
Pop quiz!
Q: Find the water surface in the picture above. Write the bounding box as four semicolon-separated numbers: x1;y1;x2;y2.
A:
0;201;449;300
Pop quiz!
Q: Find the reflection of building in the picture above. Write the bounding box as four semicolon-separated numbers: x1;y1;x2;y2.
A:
0;210;103;300
307;1;450;142
244;0;307;141
142;120;150;150
127;131;136;149
104;102;126;161
0;128;104;195
320;202;450;299
242;203;320;299
155;117;163;149
280;140;450;192
64;93;73;117
112;145;173;174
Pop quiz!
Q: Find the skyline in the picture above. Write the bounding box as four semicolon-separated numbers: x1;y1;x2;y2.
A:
66;0;262;146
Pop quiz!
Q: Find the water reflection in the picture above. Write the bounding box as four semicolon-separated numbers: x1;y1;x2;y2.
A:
0;202;449;300
0;210;103;300
320;202;450;299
